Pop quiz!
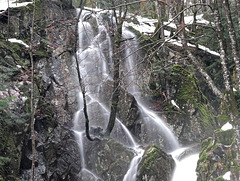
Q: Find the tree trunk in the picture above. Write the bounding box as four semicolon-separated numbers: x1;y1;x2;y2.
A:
223;0;240;90
105;23;122;136
73;0;95;141
7;0;9;41
235;0;240;31
156;1;165;52
30;0;36;180
213;1;231;92
172;0;187;47
105;0;127;136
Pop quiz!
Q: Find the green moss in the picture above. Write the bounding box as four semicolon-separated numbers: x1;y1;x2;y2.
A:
0;41;22;62
215;129;235;146
140;145;166;171
170;65;216;128
217;91;239;126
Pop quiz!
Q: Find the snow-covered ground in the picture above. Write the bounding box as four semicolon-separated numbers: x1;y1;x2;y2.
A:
124;17;157;35
0;0;32;11
185;14;211;25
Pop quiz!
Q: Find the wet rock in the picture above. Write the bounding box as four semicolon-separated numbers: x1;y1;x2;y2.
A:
20;126;82;180
137;145;175;181
177;144;201;161
85;138;134;181
97;79;141;135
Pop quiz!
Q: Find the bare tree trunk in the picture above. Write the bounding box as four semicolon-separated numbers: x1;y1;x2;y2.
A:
156;1;165;52
213;1;231;92
105;24;122;136
30;0;36;180
7;0;10;41
73;0;96;141
187;50;223;98
214;0;239;123
172;0;187;47
105;0;127;136
223;0;240;90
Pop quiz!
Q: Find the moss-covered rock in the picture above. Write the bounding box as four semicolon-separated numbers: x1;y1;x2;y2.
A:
196;133;240;181
164;64;216;144
137;145;175;181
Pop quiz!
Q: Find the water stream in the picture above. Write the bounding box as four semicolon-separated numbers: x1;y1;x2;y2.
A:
73;9;199;181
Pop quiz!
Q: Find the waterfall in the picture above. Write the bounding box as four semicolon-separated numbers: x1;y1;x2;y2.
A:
171;148;199;181
121;27;199;181
122;28;179;151
73;9;198;181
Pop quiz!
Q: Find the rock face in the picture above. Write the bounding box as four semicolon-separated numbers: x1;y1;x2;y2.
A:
137;145;175;181
0;0;81;180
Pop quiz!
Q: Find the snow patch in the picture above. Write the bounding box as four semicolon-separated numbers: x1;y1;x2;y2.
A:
171;100;180;109
198;45;220;56
124;16;157;34
164;21;177;29
8;38;29;48
0;0;32;11
223;171;231;180
221;122;233;131
185;14;210;25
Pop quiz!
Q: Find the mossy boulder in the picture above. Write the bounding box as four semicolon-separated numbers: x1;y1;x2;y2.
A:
196;134;239;181
166;64;216;143
137;145;175;181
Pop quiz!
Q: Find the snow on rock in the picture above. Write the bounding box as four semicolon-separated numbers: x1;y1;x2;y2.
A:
0;0;32;11
8;38;29;48
221;122;233;131
223;171;231;180
171;100;180;109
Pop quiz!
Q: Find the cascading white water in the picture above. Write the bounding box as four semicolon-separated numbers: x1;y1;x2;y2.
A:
171;148;199;181
74;10;145;181
121;27;199;181
74;8;199;181
122;28;179;151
